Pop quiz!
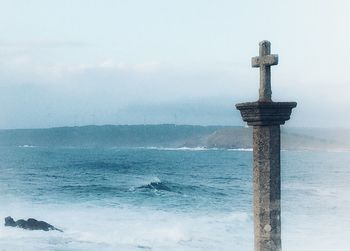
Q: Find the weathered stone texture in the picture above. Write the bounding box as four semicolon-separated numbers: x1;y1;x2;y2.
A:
235;40;296;251
253;126;281;251
251;40;278;101
236;102;296;126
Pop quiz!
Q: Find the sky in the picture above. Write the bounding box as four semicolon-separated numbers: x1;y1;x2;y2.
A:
0;0;349;129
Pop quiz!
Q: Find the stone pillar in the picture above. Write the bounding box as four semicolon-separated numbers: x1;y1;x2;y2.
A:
253;125;281;250
236;41;296;251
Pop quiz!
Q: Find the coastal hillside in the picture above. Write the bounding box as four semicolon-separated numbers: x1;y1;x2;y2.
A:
206;127;350;151
0;124;349;150
0;125;219;148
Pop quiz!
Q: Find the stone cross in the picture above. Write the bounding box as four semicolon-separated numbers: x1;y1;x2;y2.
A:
252;40;278;101
236;41;296;251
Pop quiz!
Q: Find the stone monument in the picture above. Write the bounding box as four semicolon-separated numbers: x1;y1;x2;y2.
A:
236;41;296;251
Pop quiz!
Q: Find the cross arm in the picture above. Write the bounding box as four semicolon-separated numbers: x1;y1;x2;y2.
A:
252;54;279;67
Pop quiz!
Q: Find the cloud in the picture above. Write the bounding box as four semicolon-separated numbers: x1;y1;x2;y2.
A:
0;49;163;83
63;60;161;74
0;40;89;49
0;41;349;129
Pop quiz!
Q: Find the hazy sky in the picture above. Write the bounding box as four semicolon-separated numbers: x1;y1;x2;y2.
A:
0;0;349;129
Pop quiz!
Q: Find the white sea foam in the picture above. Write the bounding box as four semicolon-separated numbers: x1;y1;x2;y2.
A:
18;145;37;148
141;146;212;151
114;146;258;152
227;148;253;152
0;199;252;251
2;194;349;251
138;147;255;151
137;176;162;187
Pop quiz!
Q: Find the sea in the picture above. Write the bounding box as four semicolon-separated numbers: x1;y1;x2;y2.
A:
0;146;349;251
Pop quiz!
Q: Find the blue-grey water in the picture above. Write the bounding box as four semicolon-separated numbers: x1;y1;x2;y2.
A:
0;146;350;250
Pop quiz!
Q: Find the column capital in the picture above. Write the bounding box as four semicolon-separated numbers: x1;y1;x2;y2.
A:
236;101;297;126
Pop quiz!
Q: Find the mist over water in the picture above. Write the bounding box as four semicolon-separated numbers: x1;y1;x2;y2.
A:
0;146;349;250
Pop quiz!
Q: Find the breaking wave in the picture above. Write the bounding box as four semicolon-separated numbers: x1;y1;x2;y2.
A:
137;178;172;192
141;146;211;151
18;145;37;148
227;148;253;152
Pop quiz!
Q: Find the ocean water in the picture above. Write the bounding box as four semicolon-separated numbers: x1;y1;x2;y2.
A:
0;146;349;251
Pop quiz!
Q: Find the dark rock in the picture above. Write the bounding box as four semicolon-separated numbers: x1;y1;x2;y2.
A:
4;216;63;232
4;216;16;227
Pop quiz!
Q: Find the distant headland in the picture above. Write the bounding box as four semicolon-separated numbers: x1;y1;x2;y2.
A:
0;124;349;151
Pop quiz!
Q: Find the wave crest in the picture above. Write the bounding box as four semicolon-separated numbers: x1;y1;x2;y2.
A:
137;178;172;192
